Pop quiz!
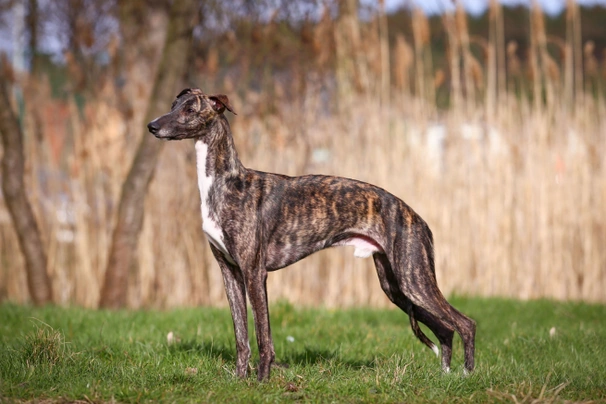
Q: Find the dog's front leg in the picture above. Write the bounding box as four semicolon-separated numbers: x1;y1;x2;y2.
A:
209;244;250;378
244;261;275;381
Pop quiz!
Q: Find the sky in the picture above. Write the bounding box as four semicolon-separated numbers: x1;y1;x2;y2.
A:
384;0;606;16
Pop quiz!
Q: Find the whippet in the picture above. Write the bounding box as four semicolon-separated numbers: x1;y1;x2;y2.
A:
147;88;476;381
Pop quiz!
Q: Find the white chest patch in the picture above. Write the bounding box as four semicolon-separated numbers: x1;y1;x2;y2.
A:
195;140;235;264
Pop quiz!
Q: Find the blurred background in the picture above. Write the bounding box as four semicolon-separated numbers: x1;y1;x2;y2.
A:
0;0;604;309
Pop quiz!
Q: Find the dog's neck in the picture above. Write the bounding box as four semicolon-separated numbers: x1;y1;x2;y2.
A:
195;115;244;186
195;115;241;261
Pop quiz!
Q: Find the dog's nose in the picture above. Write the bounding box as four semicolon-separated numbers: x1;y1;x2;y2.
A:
147;121;160;134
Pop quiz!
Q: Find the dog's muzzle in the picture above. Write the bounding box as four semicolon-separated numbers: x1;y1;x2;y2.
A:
147;121;161;136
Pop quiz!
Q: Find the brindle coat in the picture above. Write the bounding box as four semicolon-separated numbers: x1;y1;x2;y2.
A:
147;88;476;381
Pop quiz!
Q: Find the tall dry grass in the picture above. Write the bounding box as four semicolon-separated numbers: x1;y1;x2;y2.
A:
0;2;604;307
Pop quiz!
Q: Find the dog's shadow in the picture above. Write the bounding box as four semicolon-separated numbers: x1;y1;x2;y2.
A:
168;339;375;369
168;339;235;362
279;346;375;369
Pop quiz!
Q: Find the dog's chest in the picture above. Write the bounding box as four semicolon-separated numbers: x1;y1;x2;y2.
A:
195;140;234;263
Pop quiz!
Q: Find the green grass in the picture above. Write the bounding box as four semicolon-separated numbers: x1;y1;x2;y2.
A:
0;298;604;403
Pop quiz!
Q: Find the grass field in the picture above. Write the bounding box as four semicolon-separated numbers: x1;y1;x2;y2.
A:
0;298;604;403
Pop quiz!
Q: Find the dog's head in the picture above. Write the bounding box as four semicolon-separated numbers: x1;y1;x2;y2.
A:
147;88;236;140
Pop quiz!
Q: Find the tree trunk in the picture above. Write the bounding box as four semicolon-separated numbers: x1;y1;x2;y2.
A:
99;0;198;309
27;0;42;77
0;77;53;305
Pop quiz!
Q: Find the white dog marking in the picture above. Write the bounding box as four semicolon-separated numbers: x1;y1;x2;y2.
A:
196;140;235;264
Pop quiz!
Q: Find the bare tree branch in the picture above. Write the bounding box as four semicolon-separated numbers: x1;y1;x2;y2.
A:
99;0;198;309
0;77;53;305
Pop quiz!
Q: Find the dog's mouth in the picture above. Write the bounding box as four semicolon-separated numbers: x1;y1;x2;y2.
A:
153;134;180;141
147;123;186;140
163;133;189;141
147;119;198;141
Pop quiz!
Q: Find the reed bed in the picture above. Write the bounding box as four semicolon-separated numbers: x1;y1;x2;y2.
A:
0;2;604;307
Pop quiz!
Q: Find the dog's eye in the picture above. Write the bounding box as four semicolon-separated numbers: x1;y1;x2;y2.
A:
186;107;195;113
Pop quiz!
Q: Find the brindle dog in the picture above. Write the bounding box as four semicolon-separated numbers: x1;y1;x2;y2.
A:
148;88;476;381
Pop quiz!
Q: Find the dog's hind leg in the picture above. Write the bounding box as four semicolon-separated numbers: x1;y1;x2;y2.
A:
449;306;476;373
410;285;475;373
410;280;476;373
391;224;476;373
374;253;457;371
421;301;475;373
413;305;455;372
372;253;438;355
393;242;476;372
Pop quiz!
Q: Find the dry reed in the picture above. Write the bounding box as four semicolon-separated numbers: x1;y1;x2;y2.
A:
0;3;604;307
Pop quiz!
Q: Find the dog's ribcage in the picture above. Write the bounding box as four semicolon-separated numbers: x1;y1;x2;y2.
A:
259;176;392;269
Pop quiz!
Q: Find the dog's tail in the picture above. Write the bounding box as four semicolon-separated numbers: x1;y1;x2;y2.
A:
409;310;439;356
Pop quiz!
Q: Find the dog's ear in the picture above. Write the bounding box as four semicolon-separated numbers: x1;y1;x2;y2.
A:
209;94;237;115
172;88;192;109
176;88;192;99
